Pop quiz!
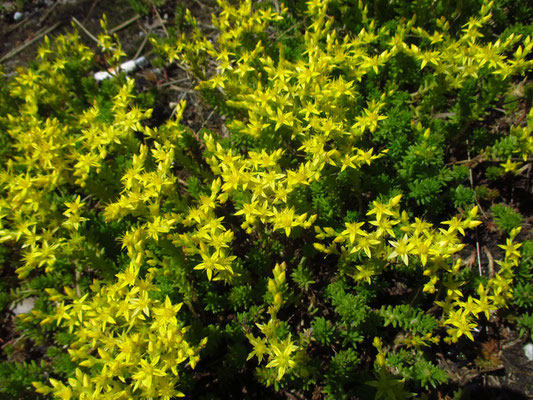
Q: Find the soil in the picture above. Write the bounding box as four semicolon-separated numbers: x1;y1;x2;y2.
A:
1;1;139;71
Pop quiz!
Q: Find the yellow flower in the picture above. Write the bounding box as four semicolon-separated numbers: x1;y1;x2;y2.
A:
341;221;367;244
271;206;305;236
498;238;522;260
246;334;269;363
445;309;477;342
388;235;415;266
266;337;299;380
132;357;167;391
366;200;396;222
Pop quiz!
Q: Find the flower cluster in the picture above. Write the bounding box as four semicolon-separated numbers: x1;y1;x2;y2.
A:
30;266;206;399
246;262;307;384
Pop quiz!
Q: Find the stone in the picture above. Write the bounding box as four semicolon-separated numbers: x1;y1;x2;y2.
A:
11;297;35;315
524;343;533;362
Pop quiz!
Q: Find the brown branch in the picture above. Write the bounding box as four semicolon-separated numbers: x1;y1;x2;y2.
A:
6;17;29;34
192;0;206;9
72;16;100;44
74;263;81;297
436;352;461;383
38;0;60;26
109;14;141;34
151;4;169;38
83;0;101;23
483;246;495;278
167;85;197;94
466;139;484;275
0;22;61;64
447;156;533;167
201;108;217;129
458;365;505;386
134;32;150;60
133;20;152;61
158;77;190;88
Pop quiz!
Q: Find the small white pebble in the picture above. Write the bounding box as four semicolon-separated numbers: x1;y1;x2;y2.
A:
524;343;533;361
120;59;137;73
134;56;147;68
94;57;147;81
11;297;35;315
94;71;112;81
120;57;147;73
13;11;23;21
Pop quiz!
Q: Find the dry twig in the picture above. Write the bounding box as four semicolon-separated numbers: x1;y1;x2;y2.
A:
448;156;533;167
134;33;150;60
201;107;217;129
84;0;101;23
152;5;169;38
6;17;28;34
167;85;197;94
72;16;100;44
466;139;484;275
158;78;190;88
0;22;61;64
110;14;141;34
483;246;495;278
38;0;60;26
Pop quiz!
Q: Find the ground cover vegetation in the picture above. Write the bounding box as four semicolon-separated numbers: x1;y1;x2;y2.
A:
0;0;532;398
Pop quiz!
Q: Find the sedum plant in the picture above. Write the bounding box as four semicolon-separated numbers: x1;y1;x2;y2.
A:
31;270;206;399
151;0;531;395
0;28;206;400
